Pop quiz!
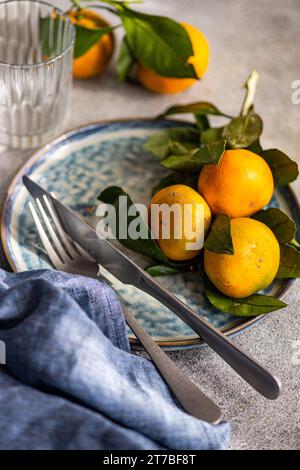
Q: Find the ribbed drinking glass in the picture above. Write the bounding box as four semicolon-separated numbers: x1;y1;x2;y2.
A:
0;0;75;149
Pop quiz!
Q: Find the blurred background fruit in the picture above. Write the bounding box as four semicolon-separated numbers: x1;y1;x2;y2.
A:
137;22;209;94
198;149;274;218
204;218;280;298
149;184;211;261
69;9;114;79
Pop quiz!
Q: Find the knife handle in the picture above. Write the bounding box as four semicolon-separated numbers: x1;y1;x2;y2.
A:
139;273;281;400
122;306;222;424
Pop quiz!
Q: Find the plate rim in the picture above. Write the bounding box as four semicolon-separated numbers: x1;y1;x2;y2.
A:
0;117;297;348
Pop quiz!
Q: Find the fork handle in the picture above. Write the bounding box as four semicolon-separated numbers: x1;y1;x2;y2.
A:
122;306;222;424
139;273;281;400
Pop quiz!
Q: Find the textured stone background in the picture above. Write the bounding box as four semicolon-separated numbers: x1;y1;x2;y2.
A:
0;0;300;450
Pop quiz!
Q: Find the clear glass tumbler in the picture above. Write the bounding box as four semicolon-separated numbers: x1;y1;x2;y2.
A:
0;0;75;149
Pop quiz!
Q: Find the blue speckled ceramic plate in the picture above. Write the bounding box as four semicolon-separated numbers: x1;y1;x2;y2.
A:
1;119;299;350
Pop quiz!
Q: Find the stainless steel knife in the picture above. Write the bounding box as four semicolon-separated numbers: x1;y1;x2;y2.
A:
23;175;281;399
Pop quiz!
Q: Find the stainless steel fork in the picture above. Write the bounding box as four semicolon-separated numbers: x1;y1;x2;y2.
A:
28;195;223;424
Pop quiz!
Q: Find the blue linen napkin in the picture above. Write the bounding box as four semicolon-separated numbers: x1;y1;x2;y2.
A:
0;269;230;450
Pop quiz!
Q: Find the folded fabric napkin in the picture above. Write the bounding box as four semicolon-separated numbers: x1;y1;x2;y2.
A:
0;269;230;450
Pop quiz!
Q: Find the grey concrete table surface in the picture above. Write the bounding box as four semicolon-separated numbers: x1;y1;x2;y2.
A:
0;0;300;450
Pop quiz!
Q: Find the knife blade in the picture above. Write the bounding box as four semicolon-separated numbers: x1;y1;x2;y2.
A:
23;175;281;399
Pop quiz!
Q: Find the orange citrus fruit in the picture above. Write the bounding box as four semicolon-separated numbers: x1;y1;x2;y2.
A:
198;149;274;218
137;22;209;94
149;184;211;261
69;10;114;79
204;218;280;298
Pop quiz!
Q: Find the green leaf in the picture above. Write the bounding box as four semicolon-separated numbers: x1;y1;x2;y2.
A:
205;282;286;316
195;114;210;132
204;214;234;254
276;244;300;278
151;172;198;196
71;0;83;8
144;127;199;161
39;16;62;58
120;8;197;78
116;36;135;80
160;150;200;172
74;23;116;58
252;208;296;244
98;186;170;264
201;127;224;145
247;139;263;154
290;238;300;251
145;264;181;276
161;140;226;171
223;112;263;149
158;102;231;119
260;149;299;187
